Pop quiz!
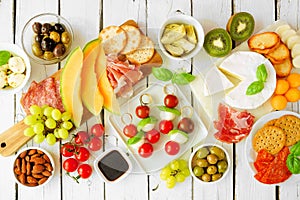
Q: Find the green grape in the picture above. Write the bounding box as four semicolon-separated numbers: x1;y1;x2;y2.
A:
61;112;71;121
193;166;204;177
54;128;60;138
52;109;62;121
24;127;35;137
58;128;69;139
45;118;56;129
29;105;42;116
160;166;172;180
46;133;57;145
41;105;49;113
166;176;176;189
43;107;54;117
33;134;45;144
170;160;180;171
175;173;186;183
33;123;44;134
61;121;73;130
181;168;191;177
179;159;188;170
24;115;37;126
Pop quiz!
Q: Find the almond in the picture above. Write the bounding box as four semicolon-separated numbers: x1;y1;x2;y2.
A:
38;177;48;185
44;163;53;172
26;162;31;175
32;165;45;174
30;157;46;165
19;151;27;159
42;170;52;177
28;149;37;155
18;173;26;184
27;176;38;184
21;159;26;174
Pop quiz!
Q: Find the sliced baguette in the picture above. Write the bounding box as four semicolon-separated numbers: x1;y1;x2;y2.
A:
120;24;142;54
265;42;290;64
273;57;293;77
248;32;280;53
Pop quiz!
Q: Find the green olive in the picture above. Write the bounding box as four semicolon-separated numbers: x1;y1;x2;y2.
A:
212;173;222;181
207;154;218;165
32;42;43;56
193;166;204;177
195;158;208;168
50;31;60;43
196;147;209;159
61;31;71;44
217;160;228;173
210;146;226;160
207;165;218;175
43;51;54;60
201;173;211;182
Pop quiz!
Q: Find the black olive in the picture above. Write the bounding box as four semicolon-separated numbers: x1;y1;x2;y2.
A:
41;37;56;51
32;22;42;34
41;23;53;35
34;34;44;43
53;43;66;57
54;23;65;34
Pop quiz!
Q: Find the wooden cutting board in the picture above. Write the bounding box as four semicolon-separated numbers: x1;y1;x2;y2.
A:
0;20;163;157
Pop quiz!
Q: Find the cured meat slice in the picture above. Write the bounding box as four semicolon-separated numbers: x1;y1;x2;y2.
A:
213;103;255;143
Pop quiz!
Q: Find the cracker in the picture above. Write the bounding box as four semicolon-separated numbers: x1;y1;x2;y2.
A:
99;25;127;55
252;126;286;155
264;119;278;127
120;25;142;54
274;114;300;146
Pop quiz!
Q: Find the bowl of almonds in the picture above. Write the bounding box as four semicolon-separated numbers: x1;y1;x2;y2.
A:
13;147;55;188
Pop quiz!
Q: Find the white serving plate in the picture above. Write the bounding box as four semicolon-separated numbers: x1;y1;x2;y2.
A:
109;82;208;173
245;110;300;185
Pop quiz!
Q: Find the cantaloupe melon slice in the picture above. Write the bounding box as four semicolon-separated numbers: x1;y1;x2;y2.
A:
95;40;107;81
60;47;84;127
81;39;104;116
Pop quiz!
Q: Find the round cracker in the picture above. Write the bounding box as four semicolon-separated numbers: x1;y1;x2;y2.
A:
99;25;127;55
126;35;155;64
120;25;142;54
252;126;286;155
274;114;300;146
264;119;278;127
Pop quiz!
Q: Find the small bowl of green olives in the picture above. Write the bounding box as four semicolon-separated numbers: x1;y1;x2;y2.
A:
189;143;230;184
21;13;73;65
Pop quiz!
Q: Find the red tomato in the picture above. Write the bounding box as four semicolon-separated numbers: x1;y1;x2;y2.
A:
75;131;90;145
165;141;180;155
164;94;178;108
74;134;83;145
159;120;173;134
60;143;76;157
145;129;160;144
123;124;138;138
88;137;102;151
135;105;150;118
74;147;90;162
63;158;79;172
138;143;153;158
90;123;105;137
77;164;93;179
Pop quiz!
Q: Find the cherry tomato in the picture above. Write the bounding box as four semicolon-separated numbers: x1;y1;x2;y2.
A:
75;131;90;145
77;164;93;179
88;137;102;151
165;141;180;155
90;123;105;137
63;158;79;172
74;147;90;162
136;105;150;118
159;120;173;134
138;143;153;158
145;129;160;144
164;94;178;108
60;143;76;157
123;124;138;138
178;117;195;133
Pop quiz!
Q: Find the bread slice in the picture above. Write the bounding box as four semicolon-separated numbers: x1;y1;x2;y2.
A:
126;35;155;64
265;42;290;64
99;26;127;55
248;32;280;53
273;57;293;77
120;24;142;54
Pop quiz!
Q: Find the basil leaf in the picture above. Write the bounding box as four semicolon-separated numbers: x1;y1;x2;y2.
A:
0;51;11;66
286;154;300;174
137;116;157;131
256;64;268;82
291;141;300;156
127;131;144;145
246;81;264;95
157;106;181;116
152;67;173;81
172;72;195;85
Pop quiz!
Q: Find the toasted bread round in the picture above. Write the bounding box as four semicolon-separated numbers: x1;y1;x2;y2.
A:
126;35;155;64
99;26;127;55
272;57;293;77
248;32;281;52
265;42;290;64
252;125;286;155
120;25;142;54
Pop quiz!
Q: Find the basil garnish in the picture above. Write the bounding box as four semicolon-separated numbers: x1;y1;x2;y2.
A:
0;51;11;66
172;72;195;85
286;141;300;174
152;67;173;81
127;131;144;145
256;64;268;82
246;64;268;96
152;67;195;85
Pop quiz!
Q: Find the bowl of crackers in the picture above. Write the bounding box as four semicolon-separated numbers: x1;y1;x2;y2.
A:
245;110;300;185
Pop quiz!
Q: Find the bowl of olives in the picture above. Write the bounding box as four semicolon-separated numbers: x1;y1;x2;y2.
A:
21;13;73;65
189;143;230;184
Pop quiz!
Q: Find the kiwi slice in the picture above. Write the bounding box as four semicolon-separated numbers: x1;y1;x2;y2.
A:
227;12;255;42
203;28;232;57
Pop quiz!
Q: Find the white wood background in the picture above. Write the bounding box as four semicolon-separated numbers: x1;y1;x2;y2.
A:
0;0;300;200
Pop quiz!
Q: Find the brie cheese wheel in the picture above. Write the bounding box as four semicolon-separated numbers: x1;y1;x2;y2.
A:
218;51;276;109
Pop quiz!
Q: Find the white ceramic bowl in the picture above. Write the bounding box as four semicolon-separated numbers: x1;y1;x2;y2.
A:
189;143;230;184
0;43;31;95
13;147;55;188
158;13;204;60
